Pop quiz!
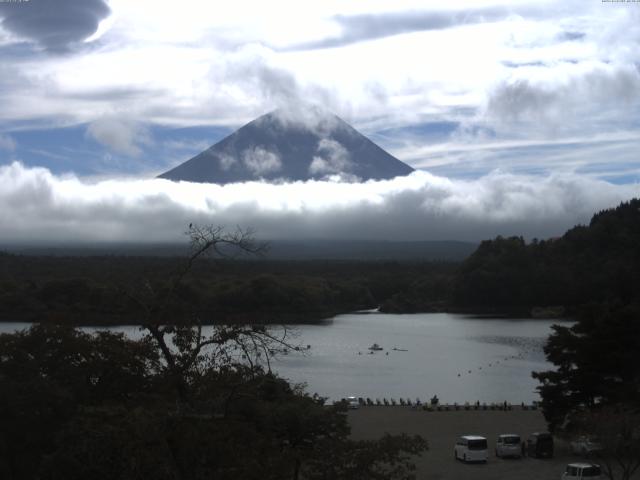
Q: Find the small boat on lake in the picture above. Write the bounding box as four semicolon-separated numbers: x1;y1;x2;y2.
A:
368;343;384;351
392;347;408;352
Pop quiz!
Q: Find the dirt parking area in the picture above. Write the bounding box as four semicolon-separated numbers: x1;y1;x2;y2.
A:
348;406;635;480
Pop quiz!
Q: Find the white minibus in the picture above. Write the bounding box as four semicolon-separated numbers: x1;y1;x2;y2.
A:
454;435;488;463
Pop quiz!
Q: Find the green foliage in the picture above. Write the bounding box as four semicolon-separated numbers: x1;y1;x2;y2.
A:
0;377;74;480
0;324;159;403
305;433;428;480
0;255;458;324
0;226;427;479
532;304;640;431
0;325;427;480
0;325;161;479
380;274;452;313
453;199;640;311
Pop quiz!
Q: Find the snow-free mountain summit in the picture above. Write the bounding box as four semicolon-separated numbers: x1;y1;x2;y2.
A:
158;108;414;184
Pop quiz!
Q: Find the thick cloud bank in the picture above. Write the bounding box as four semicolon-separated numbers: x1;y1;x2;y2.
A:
0;162;637;245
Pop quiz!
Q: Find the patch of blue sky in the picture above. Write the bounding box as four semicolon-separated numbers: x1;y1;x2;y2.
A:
418;137;640;183
2;124;231;177
375;121;459;139
575;162;640;185
369;121;462;152
148;124;231;171
7;125;96;174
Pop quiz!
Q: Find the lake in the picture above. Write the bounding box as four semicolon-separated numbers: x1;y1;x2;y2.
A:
0;312;565;404
270;311;563;404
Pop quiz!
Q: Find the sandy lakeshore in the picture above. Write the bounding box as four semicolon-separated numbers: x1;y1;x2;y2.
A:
348;406;637;480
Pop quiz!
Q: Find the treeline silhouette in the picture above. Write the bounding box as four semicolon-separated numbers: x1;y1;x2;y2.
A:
0;253;456;324
527;200;640;458
1;198;638;324
452;198;640;314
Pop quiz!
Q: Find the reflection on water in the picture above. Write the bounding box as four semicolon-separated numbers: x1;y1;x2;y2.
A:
0;312;566;403
268;312;565;403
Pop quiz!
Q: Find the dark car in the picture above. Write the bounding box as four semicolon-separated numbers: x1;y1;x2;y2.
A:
527;432;554;458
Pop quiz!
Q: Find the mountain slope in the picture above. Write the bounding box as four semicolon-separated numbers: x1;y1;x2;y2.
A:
158;108;414;184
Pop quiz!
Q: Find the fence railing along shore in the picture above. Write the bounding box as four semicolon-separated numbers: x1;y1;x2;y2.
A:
338;397;539;411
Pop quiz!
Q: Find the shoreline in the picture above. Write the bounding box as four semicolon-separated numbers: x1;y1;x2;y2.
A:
0;307;572;328
341;400;540;411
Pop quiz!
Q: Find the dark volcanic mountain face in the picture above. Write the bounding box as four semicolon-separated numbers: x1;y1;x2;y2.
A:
158;108;414;184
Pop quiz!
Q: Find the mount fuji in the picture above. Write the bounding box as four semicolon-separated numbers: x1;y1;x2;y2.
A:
158;107;414;184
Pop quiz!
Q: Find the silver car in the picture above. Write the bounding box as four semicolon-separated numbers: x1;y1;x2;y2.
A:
495;434;522;458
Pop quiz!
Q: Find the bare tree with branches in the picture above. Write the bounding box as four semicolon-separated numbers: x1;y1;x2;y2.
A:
123;224;294;403
574;406;640;480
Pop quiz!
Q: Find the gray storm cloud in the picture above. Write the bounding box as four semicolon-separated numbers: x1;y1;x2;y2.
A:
0;0;110;52
486;66;640;128
0;162;637;245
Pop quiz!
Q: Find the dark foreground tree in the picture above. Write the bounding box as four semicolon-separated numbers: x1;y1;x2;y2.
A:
533;303;640;480
0;324;427;480
0;325;159;480
122;225;283;403
572;407;640;480
0;225;427;480
532;304;640;431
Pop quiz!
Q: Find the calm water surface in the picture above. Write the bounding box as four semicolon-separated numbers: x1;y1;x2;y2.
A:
0;312;565;403
269;312;563;404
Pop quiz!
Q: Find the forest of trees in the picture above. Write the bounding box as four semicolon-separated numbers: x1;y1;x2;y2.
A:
0;251;456;325
1;200;639;478
1;200;639;324
0;323;427;480
452;199;640;313
0;226;427;480
527;201;640;480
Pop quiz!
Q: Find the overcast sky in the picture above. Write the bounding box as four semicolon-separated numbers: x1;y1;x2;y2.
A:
0;0;639;244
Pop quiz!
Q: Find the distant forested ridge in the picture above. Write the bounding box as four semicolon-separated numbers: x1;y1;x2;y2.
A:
0;254;455;325
1;199;637;323
451;198;640;314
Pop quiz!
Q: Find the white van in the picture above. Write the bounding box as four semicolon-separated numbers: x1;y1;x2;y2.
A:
495;434;522;458
454;435;488;463
562;463;602;479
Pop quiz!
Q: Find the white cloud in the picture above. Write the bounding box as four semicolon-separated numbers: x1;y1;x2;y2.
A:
0;134;16;151
86;117;151;157
269;103;346;135
0;0;638;182
0;0;621;131
392;130;640;178
0;162;637;245
309;139;353;175
485;64;640;131
162;138;211;152
241;147;282;176
218;153;237;171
